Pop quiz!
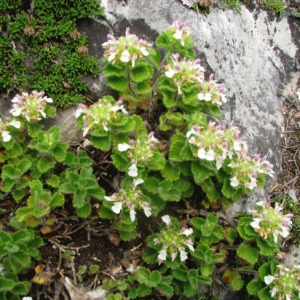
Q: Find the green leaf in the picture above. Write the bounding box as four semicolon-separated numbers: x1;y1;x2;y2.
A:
1;165;20;180
161;161;181;181
237;217;258;240
46;175;60;187
148;48;161;68
107;76;129;92
135;81;152;94
13;190;25;201
172;269;188;282
0;277;15;291
111;152;129;172
102;63;124;77
76;202;91;218
257;238;278;256
52;144;68;162
130;62;153;82
90;134;111;151
149;270;161;286
89;265;99;274
191;162;213;184
99;206;116;220
157;282;174;297
38;157;55;173
187;269;198;289
237;244;258;264
221;179;243;201
51;192;64;208
169;133;186;161
247;278;263;296
231;275;244;291
11;281;30;295
59;182;75;194
143;177;159;194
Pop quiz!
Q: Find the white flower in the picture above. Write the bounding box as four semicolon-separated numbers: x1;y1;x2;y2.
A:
108;53;116;62
158;248;167;262
264;275;275;285
43;96;53;103
216;159;223;170
111;202;122;214
179;248;188;261
165;69;175;78
118;143;131;152
173;30;183;42
198;93;212;101
247;177;258;190
22;297;33;300
75;108;83;118
130;209;136;222
133;178;144;186
233;141;241;151
128;163;138;177
230;176;239;187
182;228;193;236
139;47;149;56
83;127;89;137
197;148;206;159
250;218;261;229
9;120;21;128
10;108;21;117
206;149;215;161
296;89;300;101
185;243;194;252
2;131;11;142
162;215;171;226
120;50;130;62
270;286;278;298
143;205;152;217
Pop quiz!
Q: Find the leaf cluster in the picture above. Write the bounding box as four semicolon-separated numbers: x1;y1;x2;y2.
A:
0;0;104;107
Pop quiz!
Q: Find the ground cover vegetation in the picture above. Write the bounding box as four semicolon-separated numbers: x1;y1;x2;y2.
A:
0;0;104;107
0;0;300;300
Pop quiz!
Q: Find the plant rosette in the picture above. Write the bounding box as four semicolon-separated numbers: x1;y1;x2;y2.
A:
263;264;300;300
113;131;165;178
143;215;194;269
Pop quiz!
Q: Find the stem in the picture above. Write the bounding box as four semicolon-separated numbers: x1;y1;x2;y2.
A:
228;267;258;275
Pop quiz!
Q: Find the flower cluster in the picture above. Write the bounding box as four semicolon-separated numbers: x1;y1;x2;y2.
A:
250;200;293;243
264;264;300;300
228;152;274;190
168;20;192;46
104;178;151;222
186;121;274;190
152;215;194;265
164;53;205;95
9;91;53;122
198;74;227;106
0;117;21;142
75;98;128;137
187;121;248;169
117;132;159;177
102;27;152;67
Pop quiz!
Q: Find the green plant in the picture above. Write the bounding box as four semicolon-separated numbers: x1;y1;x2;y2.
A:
261;0;286;19
0;22;298;300
219;0;242;13
0;227;43;299
0;0;104;107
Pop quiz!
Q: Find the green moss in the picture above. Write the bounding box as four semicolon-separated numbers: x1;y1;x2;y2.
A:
0;0;104;107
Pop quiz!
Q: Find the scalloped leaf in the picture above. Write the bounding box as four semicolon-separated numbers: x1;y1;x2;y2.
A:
237;244;258;264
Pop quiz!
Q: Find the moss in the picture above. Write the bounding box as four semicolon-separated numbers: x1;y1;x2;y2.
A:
0;0;104;107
